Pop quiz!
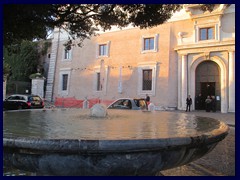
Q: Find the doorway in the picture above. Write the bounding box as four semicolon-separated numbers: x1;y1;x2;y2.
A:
195;61;221;111
201;82;215;99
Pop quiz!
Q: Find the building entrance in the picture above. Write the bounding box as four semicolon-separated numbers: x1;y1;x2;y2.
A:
195;61;221;111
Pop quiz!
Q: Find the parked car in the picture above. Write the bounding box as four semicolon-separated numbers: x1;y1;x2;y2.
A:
107;98;147;110
3;94;44;110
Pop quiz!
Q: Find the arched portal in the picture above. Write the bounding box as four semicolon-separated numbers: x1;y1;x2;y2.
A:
195;61;221;111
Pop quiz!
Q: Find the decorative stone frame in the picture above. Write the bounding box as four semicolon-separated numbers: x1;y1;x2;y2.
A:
93;65;109;95
96;41;111;58
141;34;159;53
193;14;222;43
137;62;158;96
195;23;220;43
190;55;228;113
62;48;72;61
58;68;71;96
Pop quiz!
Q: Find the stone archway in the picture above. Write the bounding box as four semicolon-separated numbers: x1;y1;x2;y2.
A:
190;56;228;113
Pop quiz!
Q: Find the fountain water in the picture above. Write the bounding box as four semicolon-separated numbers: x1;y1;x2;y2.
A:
3;107;228;176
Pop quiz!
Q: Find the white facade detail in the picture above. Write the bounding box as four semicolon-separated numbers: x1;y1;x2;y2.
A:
228;51;235;112
137;62;158;96
96;41;111;58
45;28;61;101
31;79;45;98
58;68;71;96
93;65;109;95
62;48;72;61
141;34;159;53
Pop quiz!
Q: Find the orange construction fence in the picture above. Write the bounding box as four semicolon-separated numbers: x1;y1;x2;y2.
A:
54;97;114;108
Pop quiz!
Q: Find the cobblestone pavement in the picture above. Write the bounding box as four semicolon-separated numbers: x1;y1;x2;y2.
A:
161;110;235;176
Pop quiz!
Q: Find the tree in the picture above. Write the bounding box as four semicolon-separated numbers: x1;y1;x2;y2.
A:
4;41;40;81
3;4;56;46
4;4;219;49
3;61;11;79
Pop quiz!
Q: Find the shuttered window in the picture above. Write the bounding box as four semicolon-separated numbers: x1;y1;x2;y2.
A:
142;69;152;90
62;74;68;91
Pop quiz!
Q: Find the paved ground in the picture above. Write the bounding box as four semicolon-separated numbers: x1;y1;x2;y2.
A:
161;110;235;176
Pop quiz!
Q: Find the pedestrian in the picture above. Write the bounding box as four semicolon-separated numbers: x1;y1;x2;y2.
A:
205;96;212;112
186;95;192;112
211;95;216;112
146;94;150;106
195;93;203;110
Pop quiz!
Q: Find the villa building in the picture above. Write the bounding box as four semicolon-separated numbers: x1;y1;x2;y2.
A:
45;4;235;113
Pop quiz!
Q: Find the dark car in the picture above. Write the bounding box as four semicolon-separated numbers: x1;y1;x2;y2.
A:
107;98;147;110
3;94;44;110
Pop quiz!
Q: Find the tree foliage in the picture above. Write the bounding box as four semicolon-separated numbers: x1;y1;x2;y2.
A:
3;62;11;78
4;41;40;81
4;4;220;49
4;4;55;46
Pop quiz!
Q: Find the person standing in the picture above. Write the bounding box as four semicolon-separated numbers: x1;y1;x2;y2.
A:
145;94;150;110
195;93;203;110
211;95;216;112
146;94;150;104
205;96;212;112
186;95;192;112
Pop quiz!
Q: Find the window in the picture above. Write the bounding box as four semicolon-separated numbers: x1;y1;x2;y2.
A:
97;72;102;91
142;70;152;90
199;27;215;40
62;74;68;91
99;44;107;56
141;34;159;53
58;68;71;96
64;49;71;59
108;99;132;109
137;62;157;96
94;65;109;93
96;41;110;58
144;38;154;50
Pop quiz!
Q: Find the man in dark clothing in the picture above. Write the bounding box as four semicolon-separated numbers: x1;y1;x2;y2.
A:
186;95;192;112
211;96;216;112
195;93;203;110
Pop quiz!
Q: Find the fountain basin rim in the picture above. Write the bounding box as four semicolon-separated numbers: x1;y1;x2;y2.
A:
3;125;228;153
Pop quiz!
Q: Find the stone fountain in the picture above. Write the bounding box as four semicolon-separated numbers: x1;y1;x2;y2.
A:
3;105;229;176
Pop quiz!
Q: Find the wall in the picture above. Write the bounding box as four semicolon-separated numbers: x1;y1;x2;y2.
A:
48;4;235;112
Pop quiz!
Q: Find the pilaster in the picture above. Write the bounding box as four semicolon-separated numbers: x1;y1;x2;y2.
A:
228;51;235;112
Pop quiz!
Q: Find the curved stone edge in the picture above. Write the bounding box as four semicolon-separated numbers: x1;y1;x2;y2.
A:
3;122;229;176
3;122;229;153
3;140;222;176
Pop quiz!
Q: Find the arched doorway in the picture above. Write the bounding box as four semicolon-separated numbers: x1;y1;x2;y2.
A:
195;61;221;111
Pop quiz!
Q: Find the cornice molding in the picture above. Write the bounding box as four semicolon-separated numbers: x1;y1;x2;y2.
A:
184;4;228;19
175;39;235;52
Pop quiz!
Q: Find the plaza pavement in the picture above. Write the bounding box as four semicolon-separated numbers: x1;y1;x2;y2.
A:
161;110;235;176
